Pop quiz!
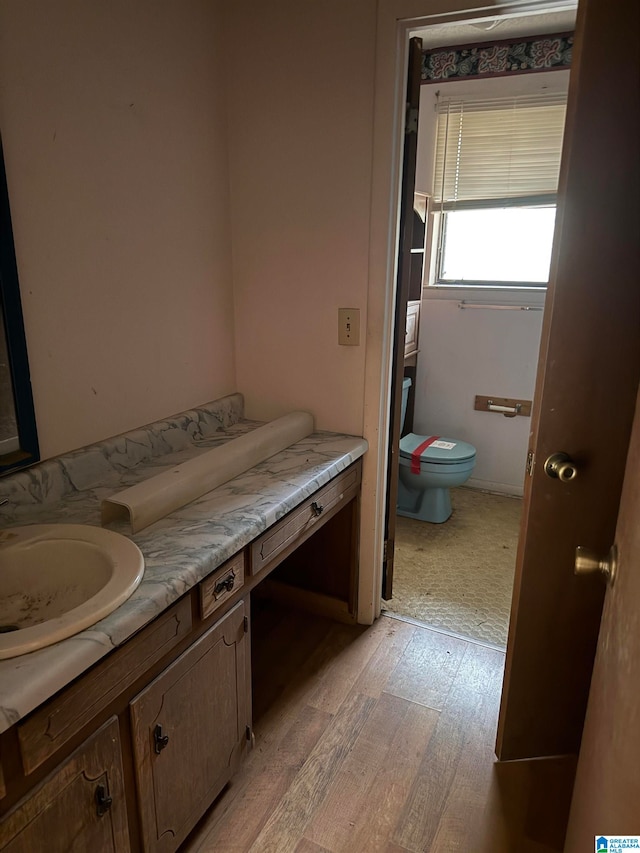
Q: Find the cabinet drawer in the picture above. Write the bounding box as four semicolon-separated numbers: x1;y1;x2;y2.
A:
199;551;245;620
18;597;192;775
250;463;361;577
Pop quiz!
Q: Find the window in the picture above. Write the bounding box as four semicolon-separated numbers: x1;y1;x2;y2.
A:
439;205;557;284
432;93;567;288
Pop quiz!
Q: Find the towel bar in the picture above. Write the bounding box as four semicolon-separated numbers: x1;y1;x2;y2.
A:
458;301;543;311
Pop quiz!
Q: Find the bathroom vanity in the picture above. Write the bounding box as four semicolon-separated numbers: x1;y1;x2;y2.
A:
0;395;366;851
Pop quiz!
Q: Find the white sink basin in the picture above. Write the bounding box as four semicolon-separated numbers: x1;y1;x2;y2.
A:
0;524;144;659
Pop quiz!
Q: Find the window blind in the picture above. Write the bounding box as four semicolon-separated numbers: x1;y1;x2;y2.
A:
433;93;567;208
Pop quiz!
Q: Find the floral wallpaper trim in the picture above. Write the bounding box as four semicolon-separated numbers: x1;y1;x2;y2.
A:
422;32;573;83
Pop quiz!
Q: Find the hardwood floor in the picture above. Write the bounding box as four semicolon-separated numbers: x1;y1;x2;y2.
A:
182;602;574;853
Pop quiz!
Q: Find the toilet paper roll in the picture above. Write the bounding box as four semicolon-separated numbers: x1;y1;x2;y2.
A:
101;411;314;533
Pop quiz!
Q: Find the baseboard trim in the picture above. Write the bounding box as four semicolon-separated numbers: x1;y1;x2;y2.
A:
466;478;524;497
254;579;357;625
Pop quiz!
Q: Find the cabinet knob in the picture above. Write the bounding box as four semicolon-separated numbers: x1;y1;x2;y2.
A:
154;724;170;754
311;501;324;517
95;784;113;817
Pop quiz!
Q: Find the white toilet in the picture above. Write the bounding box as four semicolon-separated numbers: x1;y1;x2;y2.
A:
397;378;476;523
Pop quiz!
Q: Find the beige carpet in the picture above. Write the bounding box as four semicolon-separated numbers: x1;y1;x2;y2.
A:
384;488;522;647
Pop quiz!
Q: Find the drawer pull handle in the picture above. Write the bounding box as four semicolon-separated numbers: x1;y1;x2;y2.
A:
154;724;170;754
214;571;236;597
95;784;113;817
311;501;324;517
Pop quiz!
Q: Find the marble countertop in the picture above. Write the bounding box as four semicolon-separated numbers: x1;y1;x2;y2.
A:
0;395;367;734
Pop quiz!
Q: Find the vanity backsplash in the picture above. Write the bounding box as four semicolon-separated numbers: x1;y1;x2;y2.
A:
0;393;245;521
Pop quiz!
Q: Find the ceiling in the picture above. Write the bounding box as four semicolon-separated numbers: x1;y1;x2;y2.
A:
414;9;577;50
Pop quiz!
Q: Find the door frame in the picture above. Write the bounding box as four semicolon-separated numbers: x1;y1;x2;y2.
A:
357;0;579;624
382;35;423;603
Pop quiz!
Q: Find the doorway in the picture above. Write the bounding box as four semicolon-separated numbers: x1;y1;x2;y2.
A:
360;0;638;788
378;9;575;647
388;490;521;645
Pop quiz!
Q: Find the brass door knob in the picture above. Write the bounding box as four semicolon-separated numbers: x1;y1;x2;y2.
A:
575;544;617;585
544;452;578;482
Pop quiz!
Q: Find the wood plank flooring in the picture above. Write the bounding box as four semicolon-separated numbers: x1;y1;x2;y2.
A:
182;602;574;853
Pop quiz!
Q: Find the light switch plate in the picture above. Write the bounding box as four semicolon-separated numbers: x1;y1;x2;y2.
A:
338;308;360;346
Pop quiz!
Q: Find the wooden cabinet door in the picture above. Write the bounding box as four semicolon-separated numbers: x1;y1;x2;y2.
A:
404;301;420;359
0;717;129;853
130;600;249;853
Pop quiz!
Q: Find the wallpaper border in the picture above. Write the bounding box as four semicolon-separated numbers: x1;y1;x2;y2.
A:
421;31;573;84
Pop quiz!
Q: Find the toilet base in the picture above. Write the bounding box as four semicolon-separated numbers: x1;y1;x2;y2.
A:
397;477;452;524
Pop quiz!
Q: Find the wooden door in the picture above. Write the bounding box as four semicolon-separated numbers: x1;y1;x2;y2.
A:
563;386;640;848
0;717;129;852
496;0;640;760
382;35;422;600
130;600;249;853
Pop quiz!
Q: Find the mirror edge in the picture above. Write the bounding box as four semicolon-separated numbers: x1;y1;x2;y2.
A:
0;134;40;476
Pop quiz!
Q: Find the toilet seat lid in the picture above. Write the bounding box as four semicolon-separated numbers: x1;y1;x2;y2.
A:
399;433;476;463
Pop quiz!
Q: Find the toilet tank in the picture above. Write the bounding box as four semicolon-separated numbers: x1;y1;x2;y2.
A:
401;377;412;430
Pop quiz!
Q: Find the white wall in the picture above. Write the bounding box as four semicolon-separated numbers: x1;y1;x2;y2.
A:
0;0;236;459
224;0;377;436
413;71;569;494
414;301;543;493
